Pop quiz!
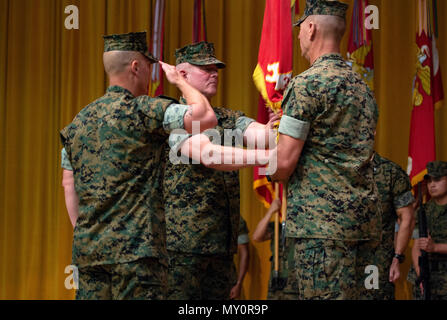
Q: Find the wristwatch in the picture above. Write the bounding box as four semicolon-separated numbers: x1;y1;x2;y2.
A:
394;253;405;263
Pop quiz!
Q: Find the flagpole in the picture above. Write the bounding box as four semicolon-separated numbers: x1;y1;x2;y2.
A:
252;0;294;292
273;182;280;287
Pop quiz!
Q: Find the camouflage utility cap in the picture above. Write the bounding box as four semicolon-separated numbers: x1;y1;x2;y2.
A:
294;0;349;27
175;41;225;69
103;31;157;63
425;161;447;179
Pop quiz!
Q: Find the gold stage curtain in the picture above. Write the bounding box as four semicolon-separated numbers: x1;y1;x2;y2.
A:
0;0;446;300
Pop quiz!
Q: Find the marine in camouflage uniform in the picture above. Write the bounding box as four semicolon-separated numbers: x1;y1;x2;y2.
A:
164;42;256;300
359;153;414;300
410;161;447;300
272;0;381;300
60;32;213;300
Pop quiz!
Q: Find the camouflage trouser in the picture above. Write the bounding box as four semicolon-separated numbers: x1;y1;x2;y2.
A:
356;241;394;300
289;238;378;300
369;281;394;300
267;277;299;300
167;252;236;300
76;258;167;300
411;261;447;300
408;266;422;300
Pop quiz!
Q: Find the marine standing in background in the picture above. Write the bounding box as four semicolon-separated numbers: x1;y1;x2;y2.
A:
270;0;381;299
361;152;415;299
60;32;216;300
164;42;278;300
411;161;447;300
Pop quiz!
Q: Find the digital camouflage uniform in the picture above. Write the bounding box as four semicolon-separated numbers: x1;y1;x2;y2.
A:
267;222;299;300
60;32;189;300
359;153;414;300
61;148;72;170
410;161;447;300
164;42;255;300
278;0;381;300
175;41;226;69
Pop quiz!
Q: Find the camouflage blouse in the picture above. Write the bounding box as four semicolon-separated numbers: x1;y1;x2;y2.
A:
373;153;414;252
279;53;380;241
60;86;185;267
163;104;254;256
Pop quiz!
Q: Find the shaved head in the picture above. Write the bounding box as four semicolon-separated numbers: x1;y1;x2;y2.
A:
103;51;145;76
103;50;152;97
307;15;346;42
298;14;346;63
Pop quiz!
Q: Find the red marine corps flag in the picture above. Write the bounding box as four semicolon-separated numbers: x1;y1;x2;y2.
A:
347;0;374;91
252;0;294;208
408;0;444;186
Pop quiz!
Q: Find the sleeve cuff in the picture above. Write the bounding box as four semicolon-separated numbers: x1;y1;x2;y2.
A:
412;229;419;239
278;115;310;141
394;191;415;209
168;130;192;154
235;116;256;134
61;148;73;171
163;104;189;133
237;234;249;245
